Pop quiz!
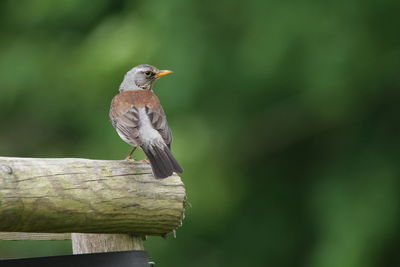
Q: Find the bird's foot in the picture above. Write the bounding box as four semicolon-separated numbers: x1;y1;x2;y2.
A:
125;155;135;161
140;158;150;163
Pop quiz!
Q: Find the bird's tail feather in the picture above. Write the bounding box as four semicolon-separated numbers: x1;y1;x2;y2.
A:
142;143;183;179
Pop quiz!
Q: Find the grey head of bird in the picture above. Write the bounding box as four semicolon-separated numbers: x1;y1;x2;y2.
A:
119;64;173;92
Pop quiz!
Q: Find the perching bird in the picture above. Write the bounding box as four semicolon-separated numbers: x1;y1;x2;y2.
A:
109;64;183;179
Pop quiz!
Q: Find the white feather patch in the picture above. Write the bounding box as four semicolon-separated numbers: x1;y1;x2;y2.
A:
138;108;163;145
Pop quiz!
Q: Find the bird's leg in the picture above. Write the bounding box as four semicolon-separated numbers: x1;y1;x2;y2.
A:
140;158;150;163
125;147;137;160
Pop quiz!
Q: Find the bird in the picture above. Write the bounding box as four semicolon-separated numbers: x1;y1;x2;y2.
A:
109;64;183;179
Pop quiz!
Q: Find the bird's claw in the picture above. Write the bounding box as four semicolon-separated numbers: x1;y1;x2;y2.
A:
125;155;135;161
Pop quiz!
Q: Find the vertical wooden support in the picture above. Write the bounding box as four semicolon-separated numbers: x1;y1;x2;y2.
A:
71;233;144;254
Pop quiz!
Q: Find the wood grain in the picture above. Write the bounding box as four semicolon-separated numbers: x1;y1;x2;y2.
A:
0;157;186;236
0;232;71;240
71;233;144;254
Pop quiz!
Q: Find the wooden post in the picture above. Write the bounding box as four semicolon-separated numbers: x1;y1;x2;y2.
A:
0;157;186;253
71;234;144;254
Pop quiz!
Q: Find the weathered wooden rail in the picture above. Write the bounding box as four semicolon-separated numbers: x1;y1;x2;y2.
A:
0;157;186;254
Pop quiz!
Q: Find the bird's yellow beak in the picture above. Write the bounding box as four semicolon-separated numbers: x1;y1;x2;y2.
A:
155;70;173;78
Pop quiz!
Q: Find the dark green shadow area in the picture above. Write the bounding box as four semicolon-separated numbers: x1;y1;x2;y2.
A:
0;241;72;259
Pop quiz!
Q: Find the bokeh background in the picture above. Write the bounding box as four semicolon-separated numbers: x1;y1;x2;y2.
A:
0;0;399;266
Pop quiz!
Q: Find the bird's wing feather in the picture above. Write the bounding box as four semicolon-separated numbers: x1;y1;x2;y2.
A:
145;105;173;148
109;97;140;145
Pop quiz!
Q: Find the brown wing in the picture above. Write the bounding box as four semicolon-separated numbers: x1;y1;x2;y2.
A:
109;94;140;146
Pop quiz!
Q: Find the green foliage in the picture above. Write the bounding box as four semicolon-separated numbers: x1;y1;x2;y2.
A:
0;0;399;266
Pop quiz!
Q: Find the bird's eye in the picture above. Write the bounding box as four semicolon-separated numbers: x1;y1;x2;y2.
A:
145;71;152;76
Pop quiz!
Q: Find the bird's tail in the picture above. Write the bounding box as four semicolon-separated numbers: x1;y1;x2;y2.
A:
142;143;183;179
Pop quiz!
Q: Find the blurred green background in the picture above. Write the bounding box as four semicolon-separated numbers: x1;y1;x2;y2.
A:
0;0;399;266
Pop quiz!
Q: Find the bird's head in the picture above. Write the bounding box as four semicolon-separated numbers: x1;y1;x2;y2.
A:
119;64;173;92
